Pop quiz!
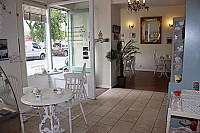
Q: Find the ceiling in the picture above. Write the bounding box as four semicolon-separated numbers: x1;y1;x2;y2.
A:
113;0;186;8
25;0;186;7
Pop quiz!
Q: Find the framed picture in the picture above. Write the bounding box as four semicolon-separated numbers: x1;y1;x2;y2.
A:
83;51;89;59
129;33;136;38
167;37;172;44
112;25;121;33
0;39;8;61
83;47;89;52
114;33;120;40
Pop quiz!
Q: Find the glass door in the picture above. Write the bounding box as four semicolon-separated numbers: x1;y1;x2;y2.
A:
68;9;91;74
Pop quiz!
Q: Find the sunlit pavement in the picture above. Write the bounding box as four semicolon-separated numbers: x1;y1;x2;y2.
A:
26;56;67;76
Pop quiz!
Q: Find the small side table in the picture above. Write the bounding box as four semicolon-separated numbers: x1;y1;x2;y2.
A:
34;71;62;88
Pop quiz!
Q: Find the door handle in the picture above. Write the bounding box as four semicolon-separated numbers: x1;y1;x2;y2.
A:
32;49;34;51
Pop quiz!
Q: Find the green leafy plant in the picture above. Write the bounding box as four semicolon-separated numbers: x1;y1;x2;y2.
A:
106;39;141;77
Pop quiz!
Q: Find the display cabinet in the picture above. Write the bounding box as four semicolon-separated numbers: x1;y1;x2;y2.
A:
166;92;200;133
0;66;20;133
171;17;185;83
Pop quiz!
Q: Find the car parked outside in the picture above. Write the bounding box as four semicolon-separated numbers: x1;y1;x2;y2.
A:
52;43;68;56
25;41;46;60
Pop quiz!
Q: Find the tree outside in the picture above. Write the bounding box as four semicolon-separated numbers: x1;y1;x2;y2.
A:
25;8;67;44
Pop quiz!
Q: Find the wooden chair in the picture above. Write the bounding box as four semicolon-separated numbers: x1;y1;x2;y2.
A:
56;73;87;133
7;76;42;133
54;63;88;101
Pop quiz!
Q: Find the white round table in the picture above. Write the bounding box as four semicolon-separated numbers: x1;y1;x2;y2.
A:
21;88;73;133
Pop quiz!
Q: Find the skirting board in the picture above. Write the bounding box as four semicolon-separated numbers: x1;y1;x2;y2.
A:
96;85;112;89
111;82;118;88
136;68;171;72
96;82;117;89
136;68;154;71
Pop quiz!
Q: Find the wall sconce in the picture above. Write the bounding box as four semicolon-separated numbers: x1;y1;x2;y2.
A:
169;22;173;27
129;24;134;29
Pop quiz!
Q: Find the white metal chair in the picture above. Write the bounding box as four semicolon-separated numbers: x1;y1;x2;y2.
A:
153;50;164;76
7;76;42;133
124;56;136;78
56;73;87;133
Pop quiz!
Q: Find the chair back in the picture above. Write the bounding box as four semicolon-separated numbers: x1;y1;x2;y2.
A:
82;63;87;83
126;59;133;68
153;50;159;65
64;73;84;102
82;63;86;77
7;76;23;105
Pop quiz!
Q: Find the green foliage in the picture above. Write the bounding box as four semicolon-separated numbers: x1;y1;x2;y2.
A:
26;8;67;42
106;39;141;76
50;8;67;41
106;49;119;62
106;39;140;62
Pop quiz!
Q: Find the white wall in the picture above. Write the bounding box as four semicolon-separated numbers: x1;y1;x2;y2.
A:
111;5;120;87
0;0;27;88
121;5;186;71
94;0;112;88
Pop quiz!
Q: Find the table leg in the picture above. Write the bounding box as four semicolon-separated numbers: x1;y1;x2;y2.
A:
164;63;169;78
159;67;165;77
48;75;52;88
50;105;54;132
159;61;169;78
39;105;64;133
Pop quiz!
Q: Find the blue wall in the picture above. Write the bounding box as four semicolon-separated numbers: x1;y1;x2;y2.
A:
167;0;200;127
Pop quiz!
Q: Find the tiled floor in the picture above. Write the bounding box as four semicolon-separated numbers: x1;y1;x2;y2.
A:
24;88;167;133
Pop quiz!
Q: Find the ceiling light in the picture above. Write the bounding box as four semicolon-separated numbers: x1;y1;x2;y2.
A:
128;0;149;12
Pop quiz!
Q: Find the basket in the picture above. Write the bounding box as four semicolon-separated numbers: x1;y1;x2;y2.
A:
181;89;200;114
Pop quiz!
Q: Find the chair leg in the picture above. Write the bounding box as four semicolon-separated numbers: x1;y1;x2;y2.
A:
37;108;42;120
83;86;87;102
154;66;158;76
68;108;72;133
20;113;25;133
80;103;87;124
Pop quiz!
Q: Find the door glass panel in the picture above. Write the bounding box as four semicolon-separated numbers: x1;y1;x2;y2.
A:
50;8;68;71
68;9;90;73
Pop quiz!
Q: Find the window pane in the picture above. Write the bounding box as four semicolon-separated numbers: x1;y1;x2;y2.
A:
24;20;47;76
51;8;68;71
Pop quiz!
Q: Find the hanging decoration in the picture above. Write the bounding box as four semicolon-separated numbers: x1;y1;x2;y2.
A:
127;0;149;12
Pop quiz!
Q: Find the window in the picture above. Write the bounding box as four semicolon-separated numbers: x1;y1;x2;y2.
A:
32;43;41;49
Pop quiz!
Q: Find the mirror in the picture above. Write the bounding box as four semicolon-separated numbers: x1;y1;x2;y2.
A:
141;16;162;44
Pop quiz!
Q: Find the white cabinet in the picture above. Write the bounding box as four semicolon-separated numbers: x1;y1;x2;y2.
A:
166;92;200;133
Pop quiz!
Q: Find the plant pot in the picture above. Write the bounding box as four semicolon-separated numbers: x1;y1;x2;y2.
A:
117;76;126;88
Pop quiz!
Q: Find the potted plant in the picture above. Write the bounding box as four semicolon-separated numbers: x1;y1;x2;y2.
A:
106;39;141;87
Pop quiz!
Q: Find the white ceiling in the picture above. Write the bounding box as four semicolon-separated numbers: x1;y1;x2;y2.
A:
113;0;186;8
27;0;186;7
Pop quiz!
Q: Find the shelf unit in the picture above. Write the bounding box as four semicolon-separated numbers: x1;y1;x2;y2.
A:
166;92;200;133
170;17;185;83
